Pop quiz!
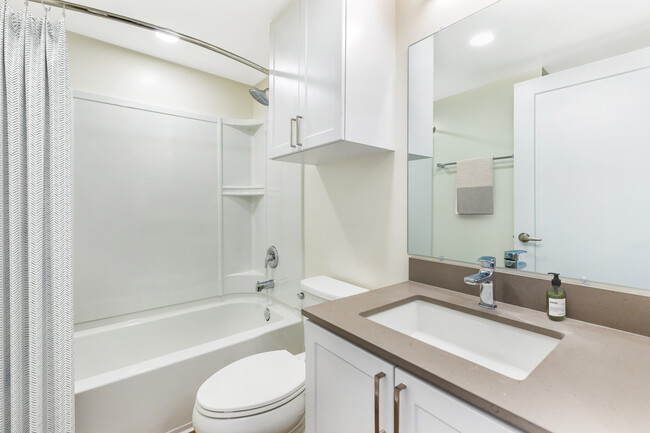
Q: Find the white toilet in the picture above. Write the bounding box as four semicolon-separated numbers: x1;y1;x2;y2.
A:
192;276;367;433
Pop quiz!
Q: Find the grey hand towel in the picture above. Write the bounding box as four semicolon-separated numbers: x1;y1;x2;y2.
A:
456;157;493;215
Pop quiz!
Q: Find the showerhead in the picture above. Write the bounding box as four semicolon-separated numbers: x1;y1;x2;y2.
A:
249;87;269;106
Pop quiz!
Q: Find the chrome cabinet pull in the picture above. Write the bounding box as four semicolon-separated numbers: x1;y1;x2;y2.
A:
394;383;406;433
295;115;303;146
290;117;296;148
374;372;386;433
518;232;542;242
290;117;297;148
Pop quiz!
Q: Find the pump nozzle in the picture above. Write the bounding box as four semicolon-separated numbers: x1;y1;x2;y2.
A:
548;272;561;287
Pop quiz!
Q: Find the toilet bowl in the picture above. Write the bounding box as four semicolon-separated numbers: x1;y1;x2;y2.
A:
193;350;305;433
192;276;367;433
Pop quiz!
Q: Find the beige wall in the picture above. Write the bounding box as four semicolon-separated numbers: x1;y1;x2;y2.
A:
302;0;499;289
68;32;254;118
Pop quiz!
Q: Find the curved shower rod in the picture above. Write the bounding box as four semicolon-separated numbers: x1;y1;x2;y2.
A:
30;0;270;75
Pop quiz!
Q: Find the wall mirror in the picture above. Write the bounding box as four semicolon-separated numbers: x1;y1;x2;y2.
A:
407;0;650;291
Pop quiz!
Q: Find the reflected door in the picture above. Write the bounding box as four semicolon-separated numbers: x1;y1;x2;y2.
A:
514;47;650;288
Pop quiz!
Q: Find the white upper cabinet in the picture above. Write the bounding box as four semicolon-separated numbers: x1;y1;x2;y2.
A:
269;0;395;165
269;0;302;159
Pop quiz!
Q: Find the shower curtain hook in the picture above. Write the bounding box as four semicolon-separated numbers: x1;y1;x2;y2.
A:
62;3;66;18
41;0;51;14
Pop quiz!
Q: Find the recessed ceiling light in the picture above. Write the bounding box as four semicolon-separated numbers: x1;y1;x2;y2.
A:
156;31;179;43
469;32;494;47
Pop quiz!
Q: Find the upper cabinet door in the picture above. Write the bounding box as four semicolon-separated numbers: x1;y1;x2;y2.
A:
269;0;302;159
300;0;344;148
268;0;395;164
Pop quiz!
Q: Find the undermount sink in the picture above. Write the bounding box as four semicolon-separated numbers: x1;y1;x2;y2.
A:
364;299;562;380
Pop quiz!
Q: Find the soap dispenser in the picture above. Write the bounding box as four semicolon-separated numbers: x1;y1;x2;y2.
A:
546;273;566;321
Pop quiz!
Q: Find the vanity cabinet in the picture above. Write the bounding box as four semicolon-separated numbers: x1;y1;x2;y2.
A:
305;320;522;433
305;319;395;433
268;0;395;165
395;368;521;433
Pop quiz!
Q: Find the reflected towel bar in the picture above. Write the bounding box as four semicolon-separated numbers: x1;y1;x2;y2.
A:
437;154;514;168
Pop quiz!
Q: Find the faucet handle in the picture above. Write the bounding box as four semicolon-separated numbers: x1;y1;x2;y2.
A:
504;250;527;260
504;250;527;269
477;256;496;268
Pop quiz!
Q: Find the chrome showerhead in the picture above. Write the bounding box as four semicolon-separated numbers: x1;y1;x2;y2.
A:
249;87;269;106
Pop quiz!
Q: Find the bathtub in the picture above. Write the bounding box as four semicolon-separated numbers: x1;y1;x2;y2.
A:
74;295;304;433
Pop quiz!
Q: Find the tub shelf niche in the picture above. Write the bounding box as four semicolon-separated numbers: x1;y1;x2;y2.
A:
221;118;267;295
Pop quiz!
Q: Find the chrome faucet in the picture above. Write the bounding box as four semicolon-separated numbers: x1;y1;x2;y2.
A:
464;256;497;309
256;279;275;292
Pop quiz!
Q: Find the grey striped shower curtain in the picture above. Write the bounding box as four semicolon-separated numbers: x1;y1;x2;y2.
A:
0;2;74;432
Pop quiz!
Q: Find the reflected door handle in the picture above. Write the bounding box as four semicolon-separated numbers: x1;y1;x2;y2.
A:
374;372;386;433
394;383;406;433
518;232;542;242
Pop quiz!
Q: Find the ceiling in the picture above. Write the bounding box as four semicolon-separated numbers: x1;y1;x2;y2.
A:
19;0;293;85
431;0;650;100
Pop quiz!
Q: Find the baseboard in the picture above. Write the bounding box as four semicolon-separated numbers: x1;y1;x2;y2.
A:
166;422;193;433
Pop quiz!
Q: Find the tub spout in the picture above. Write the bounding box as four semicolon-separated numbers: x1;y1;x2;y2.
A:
256;279;275;292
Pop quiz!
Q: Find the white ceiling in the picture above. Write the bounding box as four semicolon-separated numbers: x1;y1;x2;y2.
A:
431;0;650;100
18;0;292;85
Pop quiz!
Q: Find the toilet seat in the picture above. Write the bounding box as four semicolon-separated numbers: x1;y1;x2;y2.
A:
196;350;305;420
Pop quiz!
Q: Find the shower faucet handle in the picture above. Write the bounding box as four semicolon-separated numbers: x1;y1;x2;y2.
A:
264;245;279;269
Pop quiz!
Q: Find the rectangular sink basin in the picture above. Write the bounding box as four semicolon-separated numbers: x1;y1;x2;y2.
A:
364;299;562;380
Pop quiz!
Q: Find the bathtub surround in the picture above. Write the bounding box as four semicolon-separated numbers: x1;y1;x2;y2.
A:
0;4;74;432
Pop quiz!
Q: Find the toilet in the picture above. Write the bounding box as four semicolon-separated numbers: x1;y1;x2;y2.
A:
192;276;367;433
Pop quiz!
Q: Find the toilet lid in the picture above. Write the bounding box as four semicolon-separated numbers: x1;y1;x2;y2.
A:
197;350;305;413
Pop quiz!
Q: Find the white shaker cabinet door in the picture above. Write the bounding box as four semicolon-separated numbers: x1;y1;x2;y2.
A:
269;0;302;159
300;0;344;149
395;368;523;433
305;320;394;433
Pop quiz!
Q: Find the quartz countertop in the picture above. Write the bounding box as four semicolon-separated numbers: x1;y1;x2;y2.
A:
302;281;650;433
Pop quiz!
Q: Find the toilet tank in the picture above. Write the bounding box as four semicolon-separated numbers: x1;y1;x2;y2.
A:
300;276;367;309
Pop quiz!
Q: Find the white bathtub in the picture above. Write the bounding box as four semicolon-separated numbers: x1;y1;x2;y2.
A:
74;295;304;433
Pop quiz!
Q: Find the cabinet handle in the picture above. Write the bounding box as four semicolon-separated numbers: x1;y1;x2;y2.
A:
295;115;303;146
374;372;386;433
394;383;406;433
290;117;297;148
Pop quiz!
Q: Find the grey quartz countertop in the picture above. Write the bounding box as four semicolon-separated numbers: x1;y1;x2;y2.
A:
301;281;650;433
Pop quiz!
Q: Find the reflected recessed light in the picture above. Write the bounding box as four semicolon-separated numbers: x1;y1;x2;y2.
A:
470;32;494;47
156;31;179;43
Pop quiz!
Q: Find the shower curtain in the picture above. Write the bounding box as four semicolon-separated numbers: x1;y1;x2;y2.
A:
0;3;74;433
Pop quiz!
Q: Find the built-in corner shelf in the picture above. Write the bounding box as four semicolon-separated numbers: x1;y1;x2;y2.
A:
222;186;265;197
226;270;265;278
220;116;267;296
222;118;265;135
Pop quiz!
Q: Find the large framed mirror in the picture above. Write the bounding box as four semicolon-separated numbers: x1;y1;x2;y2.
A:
407;0;650;291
